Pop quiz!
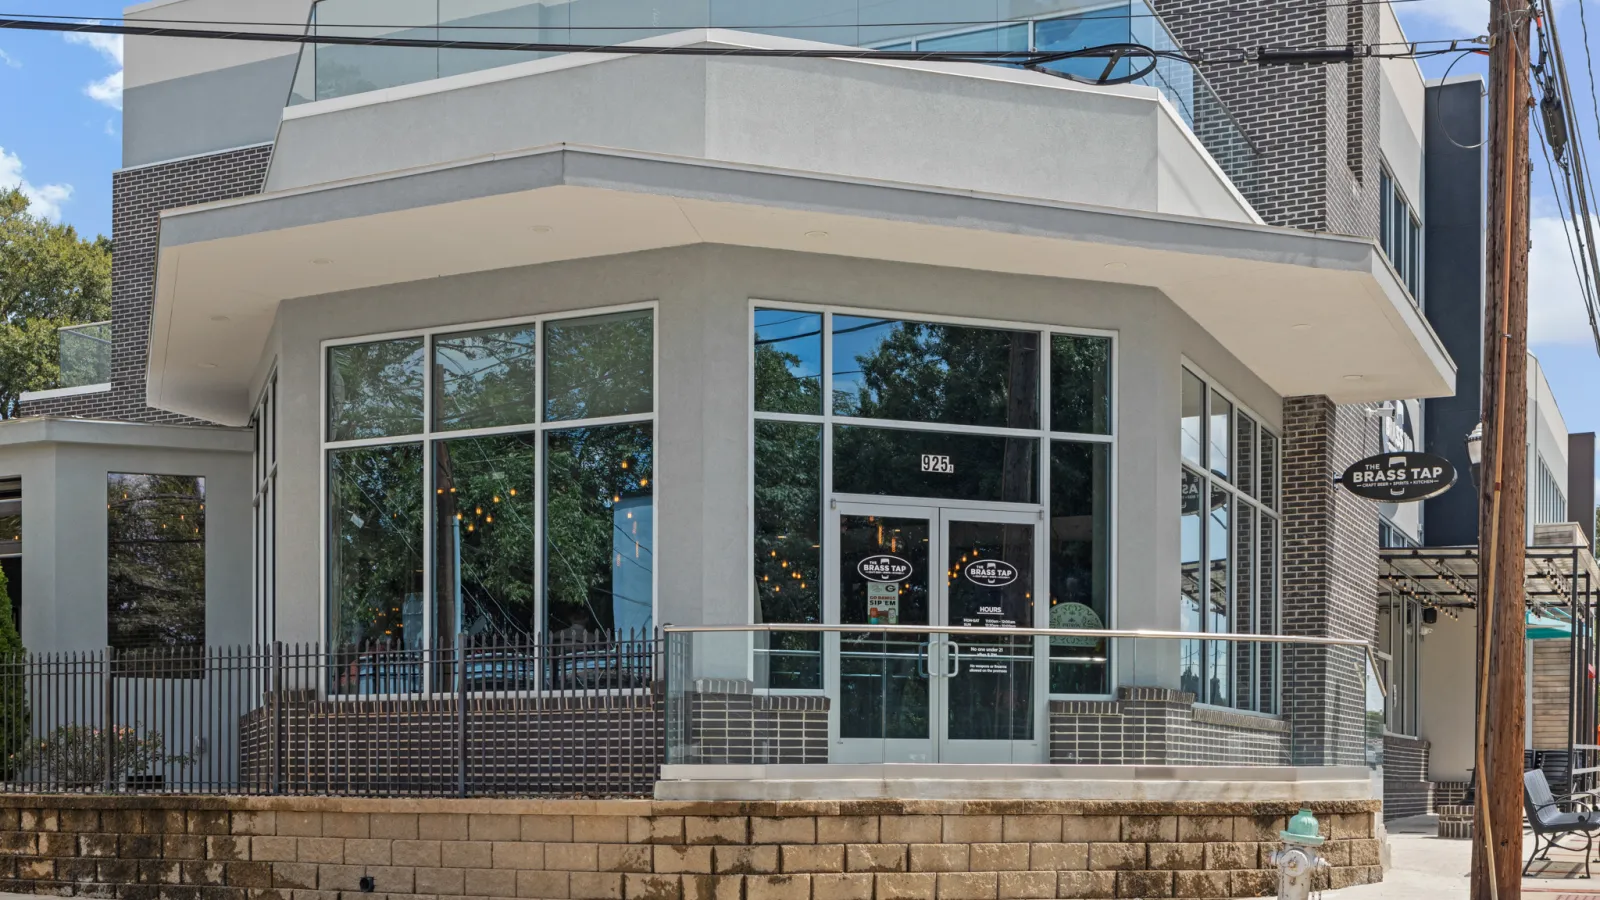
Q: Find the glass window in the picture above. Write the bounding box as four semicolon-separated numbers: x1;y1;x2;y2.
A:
1259;431;1279;510
917;23;1028;51
1408;215;1423;301
1051;334;1112;435
108;474;206;653
544;423;654;639
433;326;539;431
753;421;822;689
754;309;823;415
1379;169;1392;259
1235;413;1257;500
544;310;654;421
1208;390;1231;481
328;339;425;441
1179;468;1203;697
832;425;1038;504
1206;483;1230;707
1049;441;1111;694
328;445;424;651
831;316;1040;429
1035;5;1134;81
1181;369;1204;465
434;434;539;645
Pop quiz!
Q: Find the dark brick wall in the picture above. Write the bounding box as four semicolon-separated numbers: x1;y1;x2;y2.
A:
18;144;274;423
1049;687;1291;766
1151;0;1381;237
1382;734;1432;819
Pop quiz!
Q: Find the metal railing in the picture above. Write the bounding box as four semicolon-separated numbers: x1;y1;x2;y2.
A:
56;321;110;390
664;624;1383;769
0;631;663;797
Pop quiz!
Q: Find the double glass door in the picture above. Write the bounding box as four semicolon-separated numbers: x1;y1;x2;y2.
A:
827;502;1042;764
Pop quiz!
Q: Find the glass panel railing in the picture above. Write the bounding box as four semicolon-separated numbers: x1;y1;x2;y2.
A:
286;0;1259;200
665;624;1376;769
57;321;111;389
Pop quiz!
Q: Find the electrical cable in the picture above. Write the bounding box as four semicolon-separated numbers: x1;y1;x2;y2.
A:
1434;49;1492;150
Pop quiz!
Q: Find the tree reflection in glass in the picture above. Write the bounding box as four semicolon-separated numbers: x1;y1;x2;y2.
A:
433;326;539;431
1179;469;1203;698
434;434;538;647
832;316;1038;429
107;474;206;656
544;424;653;641
753;421;821;689
328;445;424;662
832;425;1037;504
328;339;424;441
1050;334;1111;435
754;309;823;415
544;311;653;421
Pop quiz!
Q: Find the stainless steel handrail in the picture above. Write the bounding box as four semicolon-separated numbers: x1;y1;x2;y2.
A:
662;622;1370;648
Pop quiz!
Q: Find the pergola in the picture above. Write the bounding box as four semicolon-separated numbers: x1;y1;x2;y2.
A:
1377;542;1600;795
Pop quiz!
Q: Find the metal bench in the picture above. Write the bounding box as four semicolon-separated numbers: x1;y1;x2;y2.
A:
1525;767;1600;878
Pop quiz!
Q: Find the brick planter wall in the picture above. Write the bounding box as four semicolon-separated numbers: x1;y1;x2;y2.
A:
1049;688;1290;766
1380;734;1431;820
0;795;1381;900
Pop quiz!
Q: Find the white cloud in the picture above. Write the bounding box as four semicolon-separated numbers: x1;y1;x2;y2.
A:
1528;215;1600;345
0;50;19;70
63;31;123;110
0;147;73;221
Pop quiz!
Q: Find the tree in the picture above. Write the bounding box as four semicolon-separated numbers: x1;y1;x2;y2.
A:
0;566;26;779
0;188;112;417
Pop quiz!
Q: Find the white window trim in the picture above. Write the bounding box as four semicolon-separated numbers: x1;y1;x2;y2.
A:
748;299;1119;701
317;301;660;692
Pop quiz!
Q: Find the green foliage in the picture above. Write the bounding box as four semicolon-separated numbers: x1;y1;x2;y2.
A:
0;188;112;417
12;725;193;789
0;566;24;780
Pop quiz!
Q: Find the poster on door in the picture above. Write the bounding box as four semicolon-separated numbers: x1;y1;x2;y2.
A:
867;582;900;625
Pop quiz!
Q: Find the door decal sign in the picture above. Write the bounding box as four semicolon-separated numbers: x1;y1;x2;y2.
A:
858;554;912;583
963;559;1019;587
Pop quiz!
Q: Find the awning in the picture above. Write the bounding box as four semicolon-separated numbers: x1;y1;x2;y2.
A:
1528;611;1576;640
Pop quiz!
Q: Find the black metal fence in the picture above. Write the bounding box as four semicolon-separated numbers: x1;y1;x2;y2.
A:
0;631;664;797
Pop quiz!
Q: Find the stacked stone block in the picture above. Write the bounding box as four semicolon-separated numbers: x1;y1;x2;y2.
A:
0;795;1381;900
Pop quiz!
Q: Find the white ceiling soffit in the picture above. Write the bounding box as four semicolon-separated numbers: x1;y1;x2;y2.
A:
150;147;1455;425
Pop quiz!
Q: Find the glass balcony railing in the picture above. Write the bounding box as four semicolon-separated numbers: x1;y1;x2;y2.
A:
286;0;1261;200
57;321;111;390
664;624;1384;769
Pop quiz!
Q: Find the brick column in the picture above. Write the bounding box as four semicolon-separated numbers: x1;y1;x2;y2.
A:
1281;397;1381;766
19;143;274;423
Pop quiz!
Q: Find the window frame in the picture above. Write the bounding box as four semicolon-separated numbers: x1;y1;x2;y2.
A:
252;369;278;646
317;302;660;682
747;299;1119;699
1178;360;1282;714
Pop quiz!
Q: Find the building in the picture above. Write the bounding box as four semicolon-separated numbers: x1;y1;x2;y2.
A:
0;1;1470;896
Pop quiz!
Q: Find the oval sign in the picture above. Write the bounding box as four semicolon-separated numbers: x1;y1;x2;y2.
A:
858;555;912;583
1339;451;1457;502
963;559;1019;587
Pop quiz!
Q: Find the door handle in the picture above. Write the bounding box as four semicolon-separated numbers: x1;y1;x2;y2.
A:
916;641;930;678
946;641;961;678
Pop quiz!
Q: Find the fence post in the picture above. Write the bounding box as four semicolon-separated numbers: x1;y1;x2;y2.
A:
102;647;115;793
270;642;284;795
456;634;468;798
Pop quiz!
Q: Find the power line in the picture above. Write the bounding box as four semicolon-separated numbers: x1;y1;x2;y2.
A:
0;14;1488;70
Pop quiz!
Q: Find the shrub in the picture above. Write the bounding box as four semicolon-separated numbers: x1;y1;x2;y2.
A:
13;725;193;789
0;571;24;779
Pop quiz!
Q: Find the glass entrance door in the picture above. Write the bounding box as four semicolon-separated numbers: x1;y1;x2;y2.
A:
828;502;1043;764
936;509;1042;763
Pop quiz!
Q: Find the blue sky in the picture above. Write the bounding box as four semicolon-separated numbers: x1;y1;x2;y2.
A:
2;0;1600;453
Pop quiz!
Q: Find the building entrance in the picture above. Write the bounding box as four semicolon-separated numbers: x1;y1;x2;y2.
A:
827;501;1044;764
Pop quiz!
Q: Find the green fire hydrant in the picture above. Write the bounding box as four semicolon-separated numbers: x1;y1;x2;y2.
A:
1269;808;1328;900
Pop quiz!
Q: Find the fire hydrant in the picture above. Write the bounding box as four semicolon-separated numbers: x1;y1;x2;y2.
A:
1269;808;1329;900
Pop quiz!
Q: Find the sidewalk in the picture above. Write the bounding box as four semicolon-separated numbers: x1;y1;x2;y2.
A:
1327;814;1600;898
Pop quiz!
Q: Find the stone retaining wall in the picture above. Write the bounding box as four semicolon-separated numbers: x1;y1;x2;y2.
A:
0;795;1381;900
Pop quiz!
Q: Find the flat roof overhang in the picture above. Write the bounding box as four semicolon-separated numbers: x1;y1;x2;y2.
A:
151;145;1456;425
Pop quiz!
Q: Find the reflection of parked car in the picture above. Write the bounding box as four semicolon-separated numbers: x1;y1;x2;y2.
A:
545;643;655;691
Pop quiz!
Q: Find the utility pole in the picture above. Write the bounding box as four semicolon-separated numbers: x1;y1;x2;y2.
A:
1474;0;1532;898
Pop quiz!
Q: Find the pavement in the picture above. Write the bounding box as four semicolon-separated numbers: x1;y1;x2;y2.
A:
1325;813;1600;898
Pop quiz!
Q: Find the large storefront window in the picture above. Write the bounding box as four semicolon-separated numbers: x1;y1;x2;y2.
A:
324;307;655;683
1178;366;1280;712
752;306;1115;694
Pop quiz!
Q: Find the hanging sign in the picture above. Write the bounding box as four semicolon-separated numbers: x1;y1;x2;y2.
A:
858;554;912;583
1339;451;1457;502
963;559;1019;587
